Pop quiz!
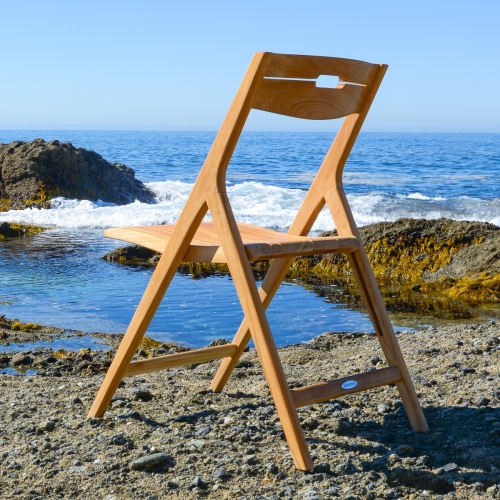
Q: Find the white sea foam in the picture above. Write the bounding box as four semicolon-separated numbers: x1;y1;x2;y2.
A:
407;192;446;201
0;180;498;231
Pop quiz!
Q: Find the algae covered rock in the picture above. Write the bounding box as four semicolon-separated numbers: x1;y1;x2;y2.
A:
0;138;156;211
0;221;47;240
292;218;500;310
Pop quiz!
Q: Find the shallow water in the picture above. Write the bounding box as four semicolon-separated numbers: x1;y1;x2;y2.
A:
0;228;377;348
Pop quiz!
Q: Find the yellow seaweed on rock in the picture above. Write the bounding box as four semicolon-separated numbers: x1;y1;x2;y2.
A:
0;222;47;240
445;272;500;304
10;320;42;331
23;181;53;209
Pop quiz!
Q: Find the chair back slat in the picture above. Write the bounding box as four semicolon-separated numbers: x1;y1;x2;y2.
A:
263;53;380;85
253;79;367;119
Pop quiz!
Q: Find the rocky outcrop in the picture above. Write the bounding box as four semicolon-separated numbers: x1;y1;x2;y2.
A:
297;218;500;304
0;222;47;240
0;139;156;211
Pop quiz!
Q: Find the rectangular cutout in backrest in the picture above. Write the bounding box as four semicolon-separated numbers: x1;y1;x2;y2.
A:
315;74;340;88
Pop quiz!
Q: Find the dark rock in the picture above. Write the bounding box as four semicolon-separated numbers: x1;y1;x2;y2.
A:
0;222;46;239
212;468;231;480
102;245;158;265
207;338;230;347
313;462;331;473
111;434;135;449
460;368;476;375
0;139;156;210
11;353;33;366
191;476;208;489
130;388;154;402
302;416;319;430
130;453;174;471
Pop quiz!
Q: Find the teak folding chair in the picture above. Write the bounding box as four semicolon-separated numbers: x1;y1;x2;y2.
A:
89;52;428;470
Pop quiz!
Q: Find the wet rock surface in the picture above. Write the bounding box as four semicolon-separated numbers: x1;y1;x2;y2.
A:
0;222;47;240
0;138;156;210
0;321;498;498
309;218;500;309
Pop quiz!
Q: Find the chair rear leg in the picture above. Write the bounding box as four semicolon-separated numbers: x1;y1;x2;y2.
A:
210;321;251;392
347;249;429;432
210;256;294;392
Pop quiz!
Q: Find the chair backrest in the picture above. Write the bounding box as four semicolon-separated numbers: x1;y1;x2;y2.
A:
200;52;386;188
179;52;387;247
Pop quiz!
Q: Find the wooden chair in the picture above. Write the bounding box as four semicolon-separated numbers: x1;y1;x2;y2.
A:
88;52;428;470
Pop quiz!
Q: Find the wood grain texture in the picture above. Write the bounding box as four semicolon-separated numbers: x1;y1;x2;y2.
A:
105;222;359;262
263;53;380;84
253;79;366;119
124;344;238;377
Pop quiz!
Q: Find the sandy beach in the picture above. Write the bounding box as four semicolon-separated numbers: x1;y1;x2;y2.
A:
0;319;498;499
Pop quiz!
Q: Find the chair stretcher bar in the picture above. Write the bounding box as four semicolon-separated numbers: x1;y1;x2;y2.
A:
291;366;402;408
123;344;238;377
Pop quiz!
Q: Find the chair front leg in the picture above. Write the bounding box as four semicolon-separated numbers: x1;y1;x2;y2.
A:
88;249;181;418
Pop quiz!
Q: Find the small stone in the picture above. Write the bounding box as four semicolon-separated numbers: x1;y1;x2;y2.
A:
313;462;330;473
244;455;258;465
11;353;33;366
37;421;55;433
192;476;208;489
475;396;490;406
130;453;173;471
370;355;381;365
302;417;319;430
189;439;205;449
299;487;321;499
111;434;134;449
68;466;87;473
442;462;458;472
212;468;231;480
460;367;476;375
266;462;278;473
130;389;154;402
377;403;390;414
396;444;414;455
195;425;211;437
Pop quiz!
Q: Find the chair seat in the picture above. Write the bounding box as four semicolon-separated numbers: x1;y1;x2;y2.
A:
105;222;360;263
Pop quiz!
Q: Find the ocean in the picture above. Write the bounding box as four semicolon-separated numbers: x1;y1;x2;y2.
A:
1;131;499;349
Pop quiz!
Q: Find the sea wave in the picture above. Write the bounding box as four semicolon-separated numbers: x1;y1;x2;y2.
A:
0;180;498;231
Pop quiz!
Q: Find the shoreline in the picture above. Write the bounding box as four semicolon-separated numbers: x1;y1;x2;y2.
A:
0;319;498;498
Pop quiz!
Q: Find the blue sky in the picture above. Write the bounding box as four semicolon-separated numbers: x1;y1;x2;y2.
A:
1;1;499;132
